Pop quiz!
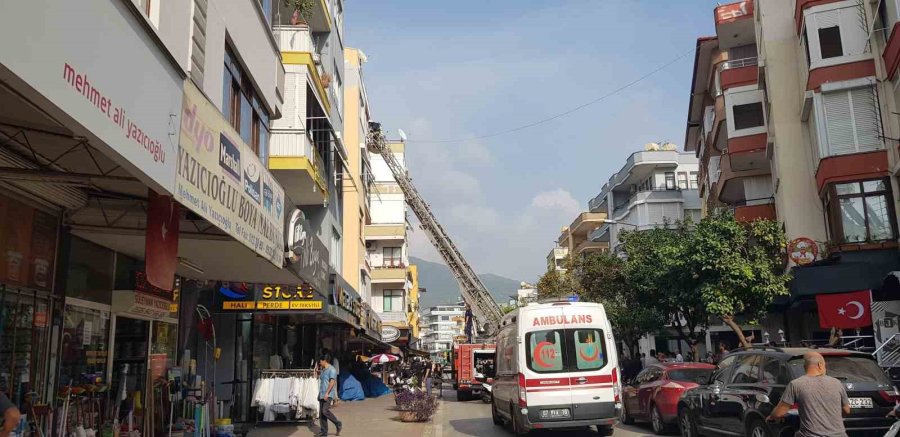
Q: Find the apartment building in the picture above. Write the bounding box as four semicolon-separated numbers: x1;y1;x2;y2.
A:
588;145;701;251
367;140;415;342
685;0;900;342
557;212;608;257
546;246;570;272
420;304;466;363
342;48;374;303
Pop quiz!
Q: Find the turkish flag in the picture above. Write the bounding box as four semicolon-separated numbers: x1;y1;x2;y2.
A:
145;189;179;292
816;290;873;329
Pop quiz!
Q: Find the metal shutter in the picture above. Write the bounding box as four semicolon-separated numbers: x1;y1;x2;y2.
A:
850;87;883;152
823;90;856;155
816;10;841;28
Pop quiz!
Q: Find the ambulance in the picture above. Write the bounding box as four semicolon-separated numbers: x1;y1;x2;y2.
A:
491;301;620;435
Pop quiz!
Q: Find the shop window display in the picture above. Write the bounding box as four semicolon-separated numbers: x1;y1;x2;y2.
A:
59;303;110;388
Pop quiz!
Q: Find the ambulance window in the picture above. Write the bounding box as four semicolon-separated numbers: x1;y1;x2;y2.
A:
573;329;606;371
526;330;566;373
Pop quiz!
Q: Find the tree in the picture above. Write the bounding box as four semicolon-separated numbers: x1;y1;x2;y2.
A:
619;223;709;360
686;212;791;348
536;258;576;299
572;252;659;357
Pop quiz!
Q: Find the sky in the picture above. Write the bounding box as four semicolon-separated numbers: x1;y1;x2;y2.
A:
345;1;720;282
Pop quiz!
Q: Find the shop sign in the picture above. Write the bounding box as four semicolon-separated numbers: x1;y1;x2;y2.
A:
381;326;400;343
715;1;752;24
175;82;285;268
363;303;382;335
332;278;364;327
112;290;173;320
218;282;324;311
0;0;183;193
788;237;818;266
285;209;329;293
0;193;58;291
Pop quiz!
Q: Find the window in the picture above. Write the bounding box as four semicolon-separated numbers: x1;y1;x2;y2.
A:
712;355;737;385
222;45;271;161
330;229;342;269
820;87;882;157
826;178;896;244
573;329;606;370
526;329;565;373
383;247;402;267
689;172;699;190
733;102;765;130
383;289;403;312
677;172;689;190
441;316;450;321
731;355;761;384
819;26;843;59
759;357;789;385
525;329;608;374
665;172;676;190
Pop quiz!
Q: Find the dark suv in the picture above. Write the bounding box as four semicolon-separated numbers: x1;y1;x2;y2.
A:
677;347;898;437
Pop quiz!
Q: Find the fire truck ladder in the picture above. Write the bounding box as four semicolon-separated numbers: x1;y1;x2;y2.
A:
367;125;503;335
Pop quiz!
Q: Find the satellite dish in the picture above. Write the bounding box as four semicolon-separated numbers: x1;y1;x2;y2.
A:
398;129;408;142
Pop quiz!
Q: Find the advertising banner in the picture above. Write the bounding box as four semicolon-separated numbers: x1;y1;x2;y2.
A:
0;193;58;290
0;0;183;193
145;190;179;292
215;282;324;312
176;83;285;267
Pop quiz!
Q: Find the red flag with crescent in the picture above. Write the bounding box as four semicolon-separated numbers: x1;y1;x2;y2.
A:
816;290;872;329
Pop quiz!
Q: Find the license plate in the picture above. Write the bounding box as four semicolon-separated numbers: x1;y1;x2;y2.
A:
850;398;873;408
540;408;571;419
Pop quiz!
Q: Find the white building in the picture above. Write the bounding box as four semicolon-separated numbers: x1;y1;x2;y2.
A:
366;141;413;331
516;282;538;305
420;304;466;362
588;145;701;252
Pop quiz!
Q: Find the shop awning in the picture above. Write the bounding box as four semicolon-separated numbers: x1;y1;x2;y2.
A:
789;249;900;302
407;348;429;358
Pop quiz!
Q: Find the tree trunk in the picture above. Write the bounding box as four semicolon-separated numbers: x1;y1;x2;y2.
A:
690;340;700;362
721;314;751;348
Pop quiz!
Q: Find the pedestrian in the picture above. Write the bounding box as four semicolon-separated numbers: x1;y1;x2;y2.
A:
645;350;660;366
317;353;342;437
639;353;647;369
714;342;730;363
766;352;849;437
424;361;433;395
675;352;684;362
433;363;443;398
464;304;474;343
0;392;21;437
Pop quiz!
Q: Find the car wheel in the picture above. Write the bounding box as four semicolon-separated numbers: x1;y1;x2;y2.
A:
678;407;699;437
511;403;528;436
596;425;614;436
746;418;770;437
620;402;635;425
652;405;670;435
491;398;502;426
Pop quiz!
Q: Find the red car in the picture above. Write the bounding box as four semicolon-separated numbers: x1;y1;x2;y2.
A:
620;362;715;434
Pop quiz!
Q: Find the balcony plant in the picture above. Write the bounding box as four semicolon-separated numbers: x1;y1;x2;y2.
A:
321;72;333;89
283;0;314;25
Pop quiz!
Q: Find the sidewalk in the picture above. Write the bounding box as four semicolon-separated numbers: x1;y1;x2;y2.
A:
246;394;430;437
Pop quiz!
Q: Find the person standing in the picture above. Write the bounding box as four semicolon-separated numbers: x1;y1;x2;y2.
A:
645;349;660;366
766;352;849;437
0;392;20;437
464;304;474;343
318;353;343;437
424;361;433;395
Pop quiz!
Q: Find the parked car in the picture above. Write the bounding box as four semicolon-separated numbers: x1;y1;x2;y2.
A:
677;347;899;437
621;362;715;434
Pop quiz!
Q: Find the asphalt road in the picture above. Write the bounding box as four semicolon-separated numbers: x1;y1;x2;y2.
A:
426;387;662;437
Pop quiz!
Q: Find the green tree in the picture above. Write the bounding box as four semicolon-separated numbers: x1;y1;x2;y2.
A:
572;252;659;357
536;258;576;299
687;212;791;348
619;224;709;360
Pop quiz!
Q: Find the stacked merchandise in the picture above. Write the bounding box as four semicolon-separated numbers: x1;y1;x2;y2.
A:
250;370;319;422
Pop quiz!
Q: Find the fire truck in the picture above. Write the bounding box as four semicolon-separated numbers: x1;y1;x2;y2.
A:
451;342;496;401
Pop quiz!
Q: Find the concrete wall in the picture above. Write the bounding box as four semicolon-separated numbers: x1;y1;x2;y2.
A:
341;48;370;301
759;0;828;246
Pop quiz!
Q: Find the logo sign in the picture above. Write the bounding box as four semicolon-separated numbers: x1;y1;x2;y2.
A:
332;278;365;327
381;326;401;343
112;290;172;320
715;1;751;23
787;237;818;266
285;209;329;293
175;82;285;267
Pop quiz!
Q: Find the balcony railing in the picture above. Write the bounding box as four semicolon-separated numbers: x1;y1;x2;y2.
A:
722;56;758;70
611;188;684;218
270;129;327;188
274;25;316;52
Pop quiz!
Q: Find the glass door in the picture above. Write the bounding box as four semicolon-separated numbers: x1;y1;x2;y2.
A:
111;317;150;430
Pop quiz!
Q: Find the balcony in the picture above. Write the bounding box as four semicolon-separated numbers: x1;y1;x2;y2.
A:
559;212;607;244
733;200;777;222
719;57;758;91
371;266;408;284
589;222;611;243
588;150;681;211
573;240;608;255
365;224;405;240
269;130;327;205
275;25;332;114
277;0;332;33
715;1;755;50
379;311;408;325
715;156;773;206
611;189;685;219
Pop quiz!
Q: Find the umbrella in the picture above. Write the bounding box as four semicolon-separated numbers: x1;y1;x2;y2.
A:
370;353;399;364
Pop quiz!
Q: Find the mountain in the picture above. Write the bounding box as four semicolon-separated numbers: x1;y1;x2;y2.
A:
410;256;522;309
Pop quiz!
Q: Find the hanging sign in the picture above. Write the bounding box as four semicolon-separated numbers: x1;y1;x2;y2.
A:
285;209;329;293
112;290;173;320
217;282;324;311
787;237;818;266
381;326;401;343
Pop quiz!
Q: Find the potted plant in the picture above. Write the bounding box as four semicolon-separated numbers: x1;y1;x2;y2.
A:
395;391;438;422
283;0;315;25
321;72;333;89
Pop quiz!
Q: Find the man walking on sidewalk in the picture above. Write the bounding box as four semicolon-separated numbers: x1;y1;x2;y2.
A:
318;353;342;437
766;352;850;437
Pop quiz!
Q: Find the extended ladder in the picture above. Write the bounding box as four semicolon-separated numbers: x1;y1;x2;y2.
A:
366;125;503;335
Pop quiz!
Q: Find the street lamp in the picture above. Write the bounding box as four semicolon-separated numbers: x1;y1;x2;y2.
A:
602;219;638;228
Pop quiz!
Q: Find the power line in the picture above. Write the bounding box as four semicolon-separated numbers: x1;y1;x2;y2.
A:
409;48;695;144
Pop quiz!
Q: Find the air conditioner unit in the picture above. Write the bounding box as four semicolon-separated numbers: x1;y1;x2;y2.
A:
365;241;372;248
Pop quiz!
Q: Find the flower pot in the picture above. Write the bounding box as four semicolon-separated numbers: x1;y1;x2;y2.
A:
398;411;429;423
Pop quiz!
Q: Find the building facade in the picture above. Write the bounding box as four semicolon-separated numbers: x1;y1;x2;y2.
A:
588;146;701;251
557;212;608;256
421;304;466;363
686;0;900;343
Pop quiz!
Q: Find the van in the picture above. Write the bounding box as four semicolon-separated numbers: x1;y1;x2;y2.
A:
491;301;621;435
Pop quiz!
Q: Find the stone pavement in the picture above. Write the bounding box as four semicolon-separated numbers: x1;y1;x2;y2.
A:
247;393;429;437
